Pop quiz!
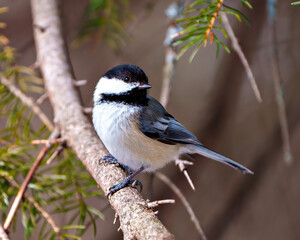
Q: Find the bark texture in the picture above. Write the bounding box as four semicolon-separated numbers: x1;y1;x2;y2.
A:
31;0;174;239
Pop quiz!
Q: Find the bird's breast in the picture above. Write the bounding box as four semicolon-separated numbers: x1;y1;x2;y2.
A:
93;103;181;171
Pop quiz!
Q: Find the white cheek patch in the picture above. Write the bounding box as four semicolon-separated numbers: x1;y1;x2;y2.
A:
93;77;138;102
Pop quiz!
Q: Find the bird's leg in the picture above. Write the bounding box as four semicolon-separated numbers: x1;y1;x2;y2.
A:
99;155;144;196
107;166;145;197
99;154;132;174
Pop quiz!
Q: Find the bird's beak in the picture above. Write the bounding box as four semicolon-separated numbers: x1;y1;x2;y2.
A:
138;83;152;90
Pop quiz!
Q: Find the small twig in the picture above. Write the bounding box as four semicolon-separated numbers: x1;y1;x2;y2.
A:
113;213;119;225
47;145;64;164
36;93;48;105
175;159;196;191
82;107;93;114
175;159;194;166
31;138;65;145
3;129;59;232
146;199;175;209
0;224;10;240
0;76;54;130
155;172;207;240
220;12;262;103
29;61;40;70
5;177;60;234
73;79;87;87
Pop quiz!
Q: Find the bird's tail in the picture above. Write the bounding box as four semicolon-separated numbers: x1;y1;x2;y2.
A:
189;144;253;174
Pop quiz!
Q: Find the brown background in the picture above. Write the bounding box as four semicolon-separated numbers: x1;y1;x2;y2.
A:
1;0;300;239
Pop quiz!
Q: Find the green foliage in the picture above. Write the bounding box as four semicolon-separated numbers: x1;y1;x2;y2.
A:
35;149;105;239
291;1;300;5
0;26;105;239
173;0;252;62
74;0;133;51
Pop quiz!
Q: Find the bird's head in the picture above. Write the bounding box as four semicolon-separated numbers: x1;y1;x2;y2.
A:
94;64;151;106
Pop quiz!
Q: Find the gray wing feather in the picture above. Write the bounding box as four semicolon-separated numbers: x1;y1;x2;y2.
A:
139;96;201;145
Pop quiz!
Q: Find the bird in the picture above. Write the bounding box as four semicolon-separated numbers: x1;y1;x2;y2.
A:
92;64;253;196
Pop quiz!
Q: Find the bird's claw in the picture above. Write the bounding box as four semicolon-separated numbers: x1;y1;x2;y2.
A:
99;155;132;174
107;178;143;197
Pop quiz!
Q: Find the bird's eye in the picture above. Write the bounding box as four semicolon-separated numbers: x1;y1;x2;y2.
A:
124;76;130;82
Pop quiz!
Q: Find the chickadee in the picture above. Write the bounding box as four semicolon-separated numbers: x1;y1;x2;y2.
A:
93;64;253;195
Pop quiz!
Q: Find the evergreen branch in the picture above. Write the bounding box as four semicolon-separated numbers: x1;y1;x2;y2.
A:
4;145;50;232
3;129;59;232
74;0;132;51
31;0;174;239
220;12;262;102
203;0;223;47
5;177;61;235
0;76;54;130
173;0;251;61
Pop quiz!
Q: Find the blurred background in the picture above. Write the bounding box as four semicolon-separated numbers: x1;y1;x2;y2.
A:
1;0;300;239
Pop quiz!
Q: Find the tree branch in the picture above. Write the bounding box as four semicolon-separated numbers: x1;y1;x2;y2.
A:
30;0;174;239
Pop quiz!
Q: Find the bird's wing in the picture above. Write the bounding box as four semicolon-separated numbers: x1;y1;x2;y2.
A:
139;96;254;175
139;96;201;145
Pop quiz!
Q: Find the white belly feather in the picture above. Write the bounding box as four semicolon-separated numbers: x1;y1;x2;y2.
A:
93;103;181;171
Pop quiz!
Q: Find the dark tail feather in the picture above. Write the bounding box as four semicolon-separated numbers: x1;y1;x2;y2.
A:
190;145;253;174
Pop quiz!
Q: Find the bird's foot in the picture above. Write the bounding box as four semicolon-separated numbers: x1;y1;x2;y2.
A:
99;155;132;174
107;166;145;197
107;177;143;197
